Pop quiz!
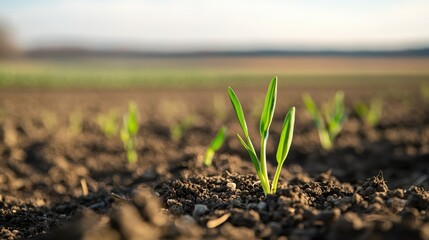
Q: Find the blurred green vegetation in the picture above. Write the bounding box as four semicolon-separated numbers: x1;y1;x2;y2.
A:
0;58;428;88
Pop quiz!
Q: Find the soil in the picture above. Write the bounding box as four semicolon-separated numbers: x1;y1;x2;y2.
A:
0;83;428;240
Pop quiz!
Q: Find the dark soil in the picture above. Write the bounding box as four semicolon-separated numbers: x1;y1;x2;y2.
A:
0;84;428;240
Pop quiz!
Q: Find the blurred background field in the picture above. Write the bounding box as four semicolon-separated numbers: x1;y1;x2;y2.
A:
1;1;429;89
1;56;428;88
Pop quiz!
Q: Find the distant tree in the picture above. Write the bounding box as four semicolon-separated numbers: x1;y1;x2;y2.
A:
0;23;18;58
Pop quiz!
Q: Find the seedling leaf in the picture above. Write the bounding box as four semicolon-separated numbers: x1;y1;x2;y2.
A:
228;87;249;138
260;76;277;138
302;91;347;150
126;102;139;135
237;134;261;174
276;107;295;164
354;98;383;127
203;126;228;167
120;101;140;164
210;126;227;151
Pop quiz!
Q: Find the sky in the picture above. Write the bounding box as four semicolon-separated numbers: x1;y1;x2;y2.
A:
1;0;429;51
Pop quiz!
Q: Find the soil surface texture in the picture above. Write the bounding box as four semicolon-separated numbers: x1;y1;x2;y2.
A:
0;84;428;240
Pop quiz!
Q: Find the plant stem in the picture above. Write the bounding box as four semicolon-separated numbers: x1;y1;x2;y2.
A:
257;171;270;195
260;136;270;190
319;129;332;150
271;163;284;194
203;149;214;166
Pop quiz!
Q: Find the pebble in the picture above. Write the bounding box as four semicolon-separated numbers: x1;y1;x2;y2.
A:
193;204;208;216
226;182;236;190
257;202;267;211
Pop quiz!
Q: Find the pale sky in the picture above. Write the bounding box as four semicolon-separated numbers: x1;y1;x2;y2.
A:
1;0;429;51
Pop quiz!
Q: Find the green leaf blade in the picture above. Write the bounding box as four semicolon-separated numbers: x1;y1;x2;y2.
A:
302;93;317;117
237;134;262;173
228;87;249;138
259;76;277;137
303;93;324;130
276;107;295;164
332;91;345;124
209;126;227;151
126;102;139;135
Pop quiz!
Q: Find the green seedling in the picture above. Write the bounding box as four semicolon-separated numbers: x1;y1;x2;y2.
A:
303;91;346;150
354;98;383;127
170;116;195;142
68;111;83;135
204;126;227;167
120;102;139;164
97;110;119;137
228;77;295;195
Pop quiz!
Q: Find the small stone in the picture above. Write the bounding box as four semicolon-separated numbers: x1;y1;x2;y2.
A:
193;204;208;217
226;182;236;190
257;202;267;211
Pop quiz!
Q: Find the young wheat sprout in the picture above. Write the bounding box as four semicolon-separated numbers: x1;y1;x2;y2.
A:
203;126;227;167
303;91;346;150
120;102;139;164
228;77;295;195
